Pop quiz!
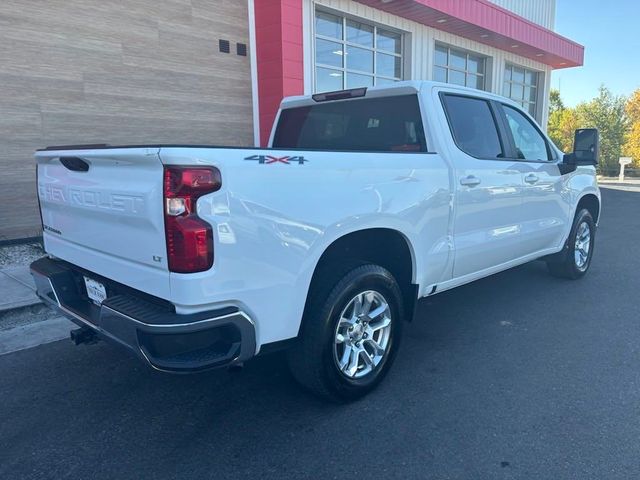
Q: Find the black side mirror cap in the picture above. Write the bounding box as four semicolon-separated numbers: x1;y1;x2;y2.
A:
561;128;599;174
572;128;599;165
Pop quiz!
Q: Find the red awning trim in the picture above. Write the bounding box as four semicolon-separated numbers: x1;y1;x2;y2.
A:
354;0;583;68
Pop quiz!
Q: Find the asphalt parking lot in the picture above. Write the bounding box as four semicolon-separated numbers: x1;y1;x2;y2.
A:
1;186;639;480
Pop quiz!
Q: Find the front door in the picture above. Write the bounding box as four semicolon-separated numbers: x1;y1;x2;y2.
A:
499;104;569;254
440;93;527;279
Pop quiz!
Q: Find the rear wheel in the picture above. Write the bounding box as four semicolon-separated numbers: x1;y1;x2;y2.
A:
288;264;404;402
547;208;596;279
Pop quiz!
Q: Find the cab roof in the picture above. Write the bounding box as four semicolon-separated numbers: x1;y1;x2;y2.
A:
279;80;519;110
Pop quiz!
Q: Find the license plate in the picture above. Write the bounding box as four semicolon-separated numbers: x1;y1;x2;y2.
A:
84;276;107;305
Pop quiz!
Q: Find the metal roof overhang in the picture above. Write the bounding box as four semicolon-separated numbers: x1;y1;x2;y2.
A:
354;0;584;68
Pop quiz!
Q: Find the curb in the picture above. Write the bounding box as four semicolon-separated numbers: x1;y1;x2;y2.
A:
0;267;42;313
0;316;73;356
0;297;42;312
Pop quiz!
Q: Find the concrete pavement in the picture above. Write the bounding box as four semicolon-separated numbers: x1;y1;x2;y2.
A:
0;265;72;357
0;316;73;356
0;266;40;311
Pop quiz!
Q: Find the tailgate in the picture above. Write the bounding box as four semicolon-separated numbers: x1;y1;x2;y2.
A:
35;147;170;298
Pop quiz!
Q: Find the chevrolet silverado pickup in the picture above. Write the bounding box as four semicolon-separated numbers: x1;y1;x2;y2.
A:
31;81;601;401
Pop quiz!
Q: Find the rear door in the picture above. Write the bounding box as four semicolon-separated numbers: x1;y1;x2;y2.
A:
497;103;569;253
439;93;527;278
36;147;171;298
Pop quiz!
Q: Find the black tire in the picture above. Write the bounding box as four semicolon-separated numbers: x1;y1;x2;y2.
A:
288;264;404;402
547;208;596;279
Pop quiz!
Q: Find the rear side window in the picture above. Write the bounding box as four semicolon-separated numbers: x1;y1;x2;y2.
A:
442;95;504;159
272;95;426;152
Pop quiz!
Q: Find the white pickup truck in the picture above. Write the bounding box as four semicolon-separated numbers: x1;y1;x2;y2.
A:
31;81;600;401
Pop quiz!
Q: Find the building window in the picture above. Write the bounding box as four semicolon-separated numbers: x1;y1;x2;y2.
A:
314;10;403;93
434;44;487;90
503;64;539;118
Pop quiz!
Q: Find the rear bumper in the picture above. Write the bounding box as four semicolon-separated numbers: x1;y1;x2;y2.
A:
30;257;256;372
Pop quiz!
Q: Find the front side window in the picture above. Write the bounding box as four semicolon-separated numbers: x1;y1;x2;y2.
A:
272;94;426;152
434;44;487;90
314;10;403;93
503;64;539;118
442;95;503;159
502;105;550;161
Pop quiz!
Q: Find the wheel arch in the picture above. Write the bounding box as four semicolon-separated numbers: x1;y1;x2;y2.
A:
576;193;601;224
303;228;418;326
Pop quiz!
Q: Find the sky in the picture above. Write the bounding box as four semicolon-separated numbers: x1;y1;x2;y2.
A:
551;0;640;106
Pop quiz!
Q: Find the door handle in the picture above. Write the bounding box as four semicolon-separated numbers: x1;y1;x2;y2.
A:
460;175;481;187
524;173;539;184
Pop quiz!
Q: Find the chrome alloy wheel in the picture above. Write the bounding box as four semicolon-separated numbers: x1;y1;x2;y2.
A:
333;290;392;379
574;221;591;271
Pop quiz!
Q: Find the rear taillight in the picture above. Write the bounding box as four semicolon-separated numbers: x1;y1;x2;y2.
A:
163;166;221;273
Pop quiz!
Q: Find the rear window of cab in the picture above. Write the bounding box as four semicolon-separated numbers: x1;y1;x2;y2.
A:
272;94;427;152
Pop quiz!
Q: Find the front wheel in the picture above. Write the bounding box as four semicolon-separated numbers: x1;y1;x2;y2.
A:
288;264;404;402
547;208;596;279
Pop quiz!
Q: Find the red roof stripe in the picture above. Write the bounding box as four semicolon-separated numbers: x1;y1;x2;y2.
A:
354;0;583;68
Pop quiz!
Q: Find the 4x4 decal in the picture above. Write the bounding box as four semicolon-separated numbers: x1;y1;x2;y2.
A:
244;155;308;165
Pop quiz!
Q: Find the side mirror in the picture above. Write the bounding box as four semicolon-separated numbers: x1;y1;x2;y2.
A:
565;128;599;166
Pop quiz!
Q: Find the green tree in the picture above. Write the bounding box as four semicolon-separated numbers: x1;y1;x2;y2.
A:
547;88;578;152
622;89;640;167
575;85;629;175
548;107;580;152
549;88;565;114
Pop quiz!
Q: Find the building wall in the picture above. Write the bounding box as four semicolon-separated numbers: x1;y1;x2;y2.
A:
253;0;304;146
305;0;553;125
487;0;556;29
0;0;253;241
